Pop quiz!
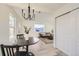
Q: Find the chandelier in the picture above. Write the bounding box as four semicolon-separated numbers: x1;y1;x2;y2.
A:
22;3;40;20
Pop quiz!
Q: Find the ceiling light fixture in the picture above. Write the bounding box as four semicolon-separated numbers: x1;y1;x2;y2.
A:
22;3;40;20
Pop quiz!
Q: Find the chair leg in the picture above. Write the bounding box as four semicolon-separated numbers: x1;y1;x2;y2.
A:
1;44;5;56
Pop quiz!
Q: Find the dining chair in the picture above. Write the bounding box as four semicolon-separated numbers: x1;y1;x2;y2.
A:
0;44;27;56
17;34;25;39
17;34;26;49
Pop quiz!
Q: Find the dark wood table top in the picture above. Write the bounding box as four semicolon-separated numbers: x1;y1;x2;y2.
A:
1;37;39;46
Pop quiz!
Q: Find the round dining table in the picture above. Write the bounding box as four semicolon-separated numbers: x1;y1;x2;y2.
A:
6;37;39;56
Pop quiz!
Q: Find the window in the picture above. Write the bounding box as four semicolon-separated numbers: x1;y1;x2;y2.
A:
34;24;45;32
9;13;16;41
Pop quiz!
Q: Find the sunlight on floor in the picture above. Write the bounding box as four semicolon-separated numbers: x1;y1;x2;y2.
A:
28;39;66;56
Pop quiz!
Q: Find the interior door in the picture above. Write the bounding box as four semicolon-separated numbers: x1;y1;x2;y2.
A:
75;9;79;56
55;9;77;55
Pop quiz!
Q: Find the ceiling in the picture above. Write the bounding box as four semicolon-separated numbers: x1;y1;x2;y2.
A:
7;3;66;14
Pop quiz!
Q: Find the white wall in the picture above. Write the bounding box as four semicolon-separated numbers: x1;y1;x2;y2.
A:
54;4;79;56
0;4;9;43
0;4;9;56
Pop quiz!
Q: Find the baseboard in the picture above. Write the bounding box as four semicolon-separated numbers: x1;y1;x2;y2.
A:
55;48;68;56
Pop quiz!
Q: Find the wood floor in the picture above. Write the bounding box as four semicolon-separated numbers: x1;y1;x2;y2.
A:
27;39;67;56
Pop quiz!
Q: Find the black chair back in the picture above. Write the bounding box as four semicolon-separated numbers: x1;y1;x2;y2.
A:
17;34;25;39
0;44;20;56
